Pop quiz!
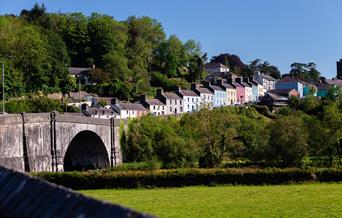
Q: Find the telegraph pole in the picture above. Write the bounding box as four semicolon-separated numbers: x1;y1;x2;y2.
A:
2;61;4;114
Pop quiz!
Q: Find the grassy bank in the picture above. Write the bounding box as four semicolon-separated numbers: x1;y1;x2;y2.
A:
80;183;342;218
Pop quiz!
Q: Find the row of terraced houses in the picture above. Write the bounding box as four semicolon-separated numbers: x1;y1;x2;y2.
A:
73;61;342;119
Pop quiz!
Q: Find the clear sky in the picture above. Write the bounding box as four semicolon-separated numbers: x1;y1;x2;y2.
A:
0;0;341;78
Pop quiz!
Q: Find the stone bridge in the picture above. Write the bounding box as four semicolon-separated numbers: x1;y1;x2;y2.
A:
0;112;122;172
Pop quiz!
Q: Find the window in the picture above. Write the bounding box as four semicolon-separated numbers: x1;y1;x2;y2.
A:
170;107;172;112
187;97;190;102
188;105;190;109
153;106;156;110
175;100;177;105
192;98;194;103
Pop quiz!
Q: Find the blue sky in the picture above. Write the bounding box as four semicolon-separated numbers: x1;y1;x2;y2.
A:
0;0;341;78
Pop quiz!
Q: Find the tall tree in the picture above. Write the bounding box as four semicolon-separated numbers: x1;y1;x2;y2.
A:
154;35;188;78
290;62;320;81
88;13;128;67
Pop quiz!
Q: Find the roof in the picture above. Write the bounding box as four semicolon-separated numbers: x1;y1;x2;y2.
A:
326;79;342;87
316;84;330;90
277;76;300;83
240;82;251;88
94;97;114;105
163;92;182;100
69;91;95;100
205;63;228;69
269;89;297;95
196;87;214;94
221;82;235;89
116;103;149;111
231;81;243;88
68;67;91;76
88;107;115;114
144;98;165;106
262;73;277;81
249;79;260;86
264;92;289;101
210;85;225;91
179;90;200;97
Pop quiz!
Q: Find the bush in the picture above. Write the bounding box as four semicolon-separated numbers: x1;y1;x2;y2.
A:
32;168;342;190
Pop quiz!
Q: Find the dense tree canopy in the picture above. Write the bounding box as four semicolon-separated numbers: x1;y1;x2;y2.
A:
0;4;204;100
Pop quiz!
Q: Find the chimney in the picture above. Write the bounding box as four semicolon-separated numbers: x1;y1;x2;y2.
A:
243;78;249;83
81;103;88;111
175;86;181;93
111;98;118;105
249;77;254;83
156;88;163;97
203;81;210;88
140;94;146;102
235;78;242;83
191;83;197;91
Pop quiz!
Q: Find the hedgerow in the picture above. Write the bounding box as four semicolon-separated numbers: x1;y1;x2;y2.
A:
33;168;342;190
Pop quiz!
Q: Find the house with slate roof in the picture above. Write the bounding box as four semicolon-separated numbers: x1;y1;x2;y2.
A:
156;89;183;115
111;99;148;119
175;87;201;113
140;95;166;116
191;84;214;109
269;89;299;98
68;67;93;85
227;78;244;104
236;78;252;103
275;76;304;98
216;80;236;106
254;71;277;93
204;82;227;107
248;77;264;102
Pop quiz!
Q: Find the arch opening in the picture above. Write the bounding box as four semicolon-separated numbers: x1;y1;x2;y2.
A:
63;130;109;171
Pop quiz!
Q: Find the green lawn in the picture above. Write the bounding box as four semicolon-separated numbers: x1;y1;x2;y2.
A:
80;183;342;218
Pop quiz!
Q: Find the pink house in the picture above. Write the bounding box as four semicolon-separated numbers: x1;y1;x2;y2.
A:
228;78;245;104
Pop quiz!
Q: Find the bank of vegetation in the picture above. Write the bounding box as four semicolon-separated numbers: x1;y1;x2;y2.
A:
121;94;342;169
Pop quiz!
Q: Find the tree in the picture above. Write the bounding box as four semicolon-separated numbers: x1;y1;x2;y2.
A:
268;116;308;166
88;13;128;67
210;53;247;76
154;35;189;78
290;62;320;82
323;103;342;165
246;59;281;79
62;13;90;67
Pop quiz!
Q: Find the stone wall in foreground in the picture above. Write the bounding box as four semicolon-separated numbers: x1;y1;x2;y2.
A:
0;166;155;218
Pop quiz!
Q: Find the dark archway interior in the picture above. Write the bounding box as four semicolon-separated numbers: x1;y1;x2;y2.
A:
64;130;109;171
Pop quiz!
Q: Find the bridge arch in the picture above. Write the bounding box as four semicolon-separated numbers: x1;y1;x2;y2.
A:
63;130;110;171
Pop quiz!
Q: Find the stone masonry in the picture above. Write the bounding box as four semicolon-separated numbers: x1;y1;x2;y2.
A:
0;112;122;172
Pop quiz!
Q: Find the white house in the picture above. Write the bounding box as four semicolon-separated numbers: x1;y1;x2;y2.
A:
86;107;119;119
111;99;148;119
191;84;214;109
175;87;201;112
140;95;166;116
156;89;184;115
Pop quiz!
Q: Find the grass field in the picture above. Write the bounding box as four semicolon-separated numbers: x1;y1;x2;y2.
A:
80;183;342;218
